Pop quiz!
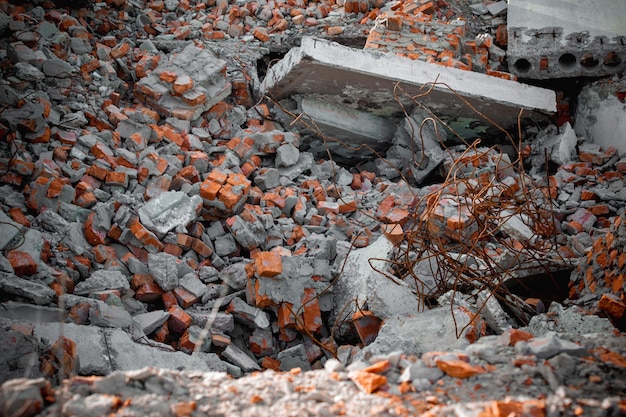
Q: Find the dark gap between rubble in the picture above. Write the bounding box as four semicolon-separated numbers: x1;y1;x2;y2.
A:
257;52;287;84
503;267;573;310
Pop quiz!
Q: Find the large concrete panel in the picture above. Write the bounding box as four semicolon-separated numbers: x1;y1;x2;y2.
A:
261;37;556;139
508;0;626;79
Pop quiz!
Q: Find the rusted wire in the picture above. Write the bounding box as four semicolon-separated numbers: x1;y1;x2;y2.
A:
263;78;572;343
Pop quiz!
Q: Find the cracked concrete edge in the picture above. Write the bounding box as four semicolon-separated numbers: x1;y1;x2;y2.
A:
261;36;557;115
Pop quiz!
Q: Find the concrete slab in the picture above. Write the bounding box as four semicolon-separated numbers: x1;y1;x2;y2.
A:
575;78;626;155
261;37;555;146
508;0;626;79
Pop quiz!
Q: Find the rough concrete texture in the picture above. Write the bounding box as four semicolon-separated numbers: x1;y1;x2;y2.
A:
508;0;626;79
332;236;420;338
575;77;626;154
356;306;472;360
262;37;556;144
0;0;625;415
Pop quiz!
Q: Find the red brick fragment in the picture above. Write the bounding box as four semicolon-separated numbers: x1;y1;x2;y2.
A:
7;251;38;276
254;251;282;277
352;310;381;346
436;359;486;378
168;305;192;334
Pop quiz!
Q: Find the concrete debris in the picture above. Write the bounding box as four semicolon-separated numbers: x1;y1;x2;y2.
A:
575;76;626;155
508;0;626;79
262;36;555;159
0;0;624;415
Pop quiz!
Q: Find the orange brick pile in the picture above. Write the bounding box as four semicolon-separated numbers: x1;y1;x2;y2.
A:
569;210;626;326
364;0;512;78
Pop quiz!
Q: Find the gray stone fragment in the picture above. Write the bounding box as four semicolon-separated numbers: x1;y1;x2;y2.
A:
107;328;211;372
89;302;133;329
548;353;578;384
74;270;130;295
276;143;300;167
62;394;120;417
526;303;614;336
138;191;202;235
8;41;38;64
227;297;270;329
214;234;238;256
219;262;249;290
357;307;471;360
226;215;264;250
133;311;170;335
15;62;45;81
42;58;73;78
37;210;70;233
0;272;55;305
62;222;91;256
332;236;420;338
70;37;92;55
179;273;207;298
0;255;13;273
148;252;179;291
35;322;111;375
0;378;46;417
277;344;311;371
0;211;22;251
0;100;46;132
0;328;41;383
192;352;229;372
486;0;507;16
187;310;234;333
400;362;444;383
527;333;588;359
253;168;280;191
222;344;261;372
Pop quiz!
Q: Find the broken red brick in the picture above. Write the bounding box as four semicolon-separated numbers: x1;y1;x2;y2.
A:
135;282;165;303
254;251;282;277
278;302;297;329
436;359;486;378
300;288;322;334
252;27;270;42
167;305;193;334
352;310;381;346
84;212;107;246
350;371;387;394
173;287;200;309
599;293;626;320
6;251;38;276
8;207;30;227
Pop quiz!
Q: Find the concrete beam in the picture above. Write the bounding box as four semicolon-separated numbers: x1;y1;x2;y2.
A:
508;0;626;79
261;37;556;140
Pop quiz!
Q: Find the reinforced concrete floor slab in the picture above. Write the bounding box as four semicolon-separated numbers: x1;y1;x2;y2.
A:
261;37;556;141
507;0;626;79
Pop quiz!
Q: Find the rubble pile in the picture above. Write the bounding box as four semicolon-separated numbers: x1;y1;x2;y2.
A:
0;0;625;416
365;0;512;78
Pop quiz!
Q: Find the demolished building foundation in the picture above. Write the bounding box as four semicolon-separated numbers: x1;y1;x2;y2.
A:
0;0;625;415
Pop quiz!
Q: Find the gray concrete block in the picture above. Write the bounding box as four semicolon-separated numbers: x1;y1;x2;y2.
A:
356;307;471;360
508;0;626;79
138;191;202;236
277;344;311;371
35;322;112;376
261;37;555;143
575;78;626;155
332;236;420;338
0;272;55;305
74;270;130;295
133;310;170;335
106;328;212;373
222;344;261;372
148;252;179;291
